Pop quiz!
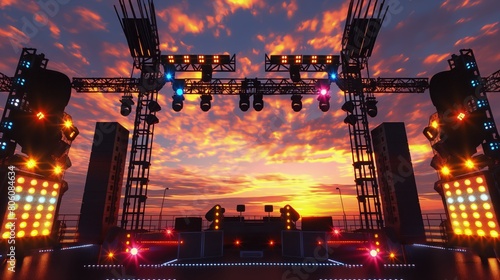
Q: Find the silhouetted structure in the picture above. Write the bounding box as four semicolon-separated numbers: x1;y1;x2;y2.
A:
371;122;426;243
78;122;129;243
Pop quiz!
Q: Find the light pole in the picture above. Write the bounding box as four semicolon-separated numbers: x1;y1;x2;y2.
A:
336;187;347;231
158;187;169;230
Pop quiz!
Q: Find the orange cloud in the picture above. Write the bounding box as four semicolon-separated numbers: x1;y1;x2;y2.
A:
422;53;450;65
298;18;319;32
282;0;298;19
158;7;204;34
0;0;16;9
264;33;300;54
440;0;482;11
73;7;107;31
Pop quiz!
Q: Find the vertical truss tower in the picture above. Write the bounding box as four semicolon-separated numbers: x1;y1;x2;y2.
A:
340;0;387;230
115;0;165;230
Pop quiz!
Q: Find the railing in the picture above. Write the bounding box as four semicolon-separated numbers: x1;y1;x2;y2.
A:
55;212;447;244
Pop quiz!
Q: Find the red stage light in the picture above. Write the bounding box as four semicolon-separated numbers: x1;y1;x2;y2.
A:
130;247;139;256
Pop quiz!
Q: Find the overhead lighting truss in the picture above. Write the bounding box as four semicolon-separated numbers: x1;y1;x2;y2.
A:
71;77;433;94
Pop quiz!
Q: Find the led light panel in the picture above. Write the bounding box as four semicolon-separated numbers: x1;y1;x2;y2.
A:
2;174;61;239
443;172;500;238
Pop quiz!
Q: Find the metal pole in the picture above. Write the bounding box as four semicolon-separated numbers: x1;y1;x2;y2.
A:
336;187;348;231
158;187;169;230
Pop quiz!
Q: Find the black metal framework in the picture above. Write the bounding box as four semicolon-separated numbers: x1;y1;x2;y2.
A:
115;0;163;231
339;0;387;230
0;48;48;162
485;69;500;92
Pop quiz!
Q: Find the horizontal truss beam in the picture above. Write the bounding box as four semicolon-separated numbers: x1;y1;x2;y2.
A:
71;77;430;94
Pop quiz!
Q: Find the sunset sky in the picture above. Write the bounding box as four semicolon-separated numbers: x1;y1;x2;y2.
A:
1;0;500;220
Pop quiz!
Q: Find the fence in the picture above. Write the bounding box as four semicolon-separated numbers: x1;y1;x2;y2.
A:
56;212;448;244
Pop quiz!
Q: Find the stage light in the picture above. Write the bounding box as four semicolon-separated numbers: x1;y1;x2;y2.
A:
62;114;79;141
441;166;451;176
201;64;213;82
130;247;139;256
291;95;302;112
148;101;161;113
389;252;395;259
53;165;63;175
369;249;378;257
316;79;330;112
172;95;185;112
200;95;212;112
465;159;475;169
239;94;250;112
26;158;37;169
289;64;301;82
145;114;159;125
341;101;355;114
36;112;45;120
344;115;357;126
120;96;134;116
1;172;62;240
325;64;339;82
205;204;225;230
423;126;439;141
442;171;500;239
163;64;176;82
280;204;300;230
365;96;378;117
107;252;115;259
253;94;264;111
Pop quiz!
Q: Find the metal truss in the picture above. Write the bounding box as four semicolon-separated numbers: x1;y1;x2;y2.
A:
72;77;431;94
339;0;388;230
485;69;500;92
0;72;12;92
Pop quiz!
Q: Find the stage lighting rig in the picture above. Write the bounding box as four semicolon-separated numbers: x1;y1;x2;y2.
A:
200;94;212;112
291;94;303;112
316;79;331;112
365;96;378;117
239;93;250;112
120;95;134;116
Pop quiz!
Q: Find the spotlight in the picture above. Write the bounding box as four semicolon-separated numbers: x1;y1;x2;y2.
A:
120;96;134;116
289;64;301;82
120;96;134;117
325;64;339;82
200;95;212;112
344;115;357;126
316;79;330;112
148;101;161;113
239;94;250;112
163;64;176;82
201;64;213;82
172;79;185;96
172;95;185;112
145;114;159;125
366;96;378;117
253;94;264;111
341;101;355;114
291;95;302;112
423;126;439;141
